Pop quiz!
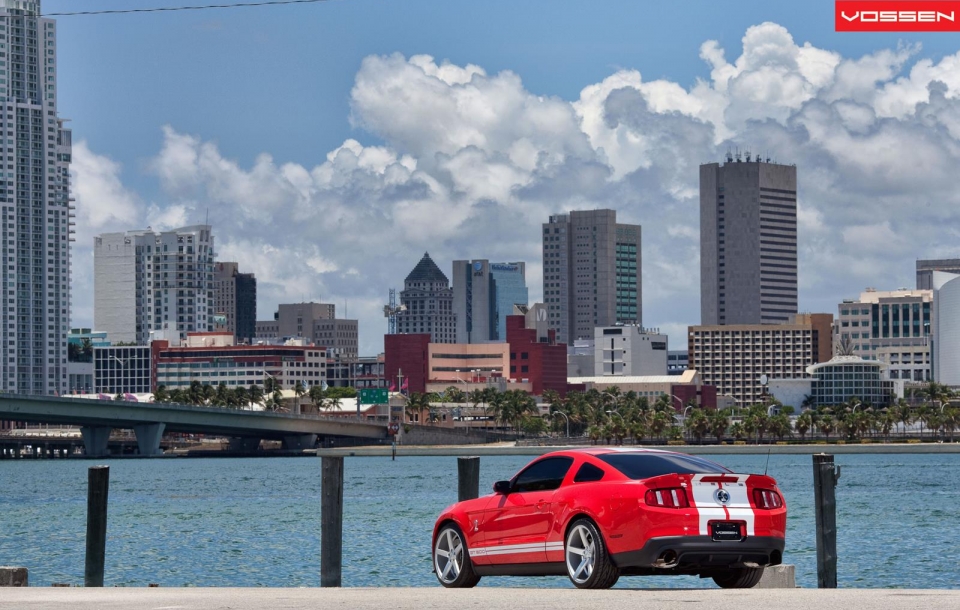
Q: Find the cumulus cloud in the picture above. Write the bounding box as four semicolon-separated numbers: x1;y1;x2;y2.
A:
70;24;960;353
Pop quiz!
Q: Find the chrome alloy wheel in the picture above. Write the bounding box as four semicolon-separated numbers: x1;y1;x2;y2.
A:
565;523;597;584
434;526;465;584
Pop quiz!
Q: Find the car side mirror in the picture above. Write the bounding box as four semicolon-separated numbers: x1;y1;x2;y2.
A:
493;480;511;494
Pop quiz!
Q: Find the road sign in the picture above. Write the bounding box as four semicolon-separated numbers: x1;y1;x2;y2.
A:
359;388;389;404
387;422;400;435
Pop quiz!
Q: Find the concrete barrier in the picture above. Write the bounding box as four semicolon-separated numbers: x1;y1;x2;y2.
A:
756;564;796;588
0;566;27;587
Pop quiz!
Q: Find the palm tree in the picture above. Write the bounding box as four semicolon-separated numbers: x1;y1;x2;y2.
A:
685;409;710;444
201;383;216;406
233;386;249;410
444;386;466;405
893;398;912;438
649;410;670;443
405;392;431;423
153;385;169;403
214;383;230;407
818;415;835;442
730;422;746;442
710;410;730;444
308;384;325;413
794;412;813;441
249;384;264;408
293;381;307;413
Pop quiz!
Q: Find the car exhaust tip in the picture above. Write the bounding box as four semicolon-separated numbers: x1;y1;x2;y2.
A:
654;549;679;569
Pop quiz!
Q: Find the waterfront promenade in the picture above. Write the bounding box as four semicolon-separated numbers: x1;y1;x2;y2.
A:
3;588;959;610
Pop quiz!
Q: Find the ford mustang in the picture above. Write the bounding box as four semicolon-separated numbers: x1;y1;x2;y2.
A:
432;448;786;589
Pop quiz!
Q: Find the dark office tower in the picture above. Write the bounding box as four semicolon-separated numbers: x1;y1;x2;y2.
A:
543;209;641;345
214;262;257;342
0;1;72;395
700;153;798;325
396;252;456;343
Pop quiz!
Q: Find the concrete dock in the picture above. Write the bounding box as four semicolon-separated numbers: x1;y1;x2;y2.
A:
2;588;958;610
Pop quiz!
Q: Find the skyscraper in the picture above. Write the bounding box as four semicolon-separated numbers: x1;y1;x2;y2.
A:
452;259;528;343
0;1;72;395
700;154;797;325
213;261;257;343
94;225;215;344
396;252;456;343
542;209;641;345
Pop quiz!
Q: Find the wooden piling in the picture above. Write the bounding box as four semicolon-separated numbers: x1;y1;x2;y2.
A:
320;456;343;587
84;465;110;587
458;456;480;502
813;453;840;588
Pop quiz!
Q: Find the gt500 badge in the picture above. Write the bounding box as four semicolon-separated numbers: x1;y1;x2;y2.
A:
714;489;731;505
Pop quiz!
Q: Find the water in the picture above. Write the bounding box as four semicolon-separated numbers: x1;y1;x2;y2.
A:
1;453;958;588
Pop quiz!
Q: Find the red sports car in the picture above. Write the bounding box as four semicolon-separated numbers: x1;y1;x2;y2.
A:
432;448;786;589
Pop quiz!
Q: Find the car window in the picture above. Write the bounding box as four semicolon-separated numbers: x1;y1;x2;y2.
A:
598;453;730;480
573;462;605;483
512;457;574;492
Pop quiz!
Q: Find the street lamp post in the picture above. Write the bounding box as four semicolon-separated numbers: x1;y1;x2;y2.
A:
552;411;570;438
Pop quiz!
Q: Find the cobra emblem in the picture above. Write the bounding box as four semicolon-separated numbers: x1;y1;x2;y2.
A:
714;488;731;505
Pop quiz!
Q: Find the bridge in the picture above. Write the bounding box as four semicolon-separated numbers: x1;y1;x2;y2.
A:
0;394;388;457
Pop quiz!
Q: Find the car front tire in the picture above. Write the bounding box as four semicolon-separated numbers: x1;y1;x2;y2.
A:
712;567;764;588
564;518;619;589
433;523;480;588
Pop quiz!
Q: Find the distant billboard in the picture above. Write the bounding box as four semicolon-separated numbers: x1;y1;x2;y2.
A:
490;263;519;273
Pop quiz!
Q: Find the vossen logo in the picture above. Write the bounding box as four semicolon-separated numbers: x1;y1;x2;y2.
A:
836;1;960;30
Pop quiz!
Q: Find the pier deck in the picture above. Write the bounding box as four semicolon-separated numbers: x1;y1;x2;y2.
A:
2;587;958;610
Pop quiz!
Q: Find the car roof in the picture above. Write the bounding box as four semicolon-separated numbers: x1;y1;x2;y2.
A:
542;447;680;458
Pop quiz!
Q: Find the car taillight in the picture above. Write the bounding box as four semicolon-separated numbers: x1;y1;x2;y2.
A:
753;488;783;509
645;487;689;509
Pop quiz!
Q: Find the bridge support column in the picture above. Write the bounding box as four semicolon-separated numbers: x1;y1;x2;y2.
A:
80;426;111;458
228;437;261;453
133;423;166;457
282;434;317;451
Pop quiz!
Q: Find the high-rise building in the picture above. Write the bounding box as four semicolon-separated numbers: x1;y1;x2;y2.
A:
395;252;456;343
836;289;932;383
0;1;72;395
254;302;358;359
213;262;256;343
688;320;826;406
542;209;641;345
700;155;797;325
452;260;528;343
94;225;215;345
593;325;668;376
917;259;960;290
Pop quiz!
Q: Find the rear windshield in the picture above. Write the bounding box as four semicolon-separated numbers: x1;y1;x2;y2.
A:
598;453;731;480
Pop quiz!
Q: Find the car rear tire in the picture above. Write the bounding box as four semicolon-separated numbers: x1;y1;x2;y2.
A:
433;523;480;588
712;567;764;589
564;518;619;589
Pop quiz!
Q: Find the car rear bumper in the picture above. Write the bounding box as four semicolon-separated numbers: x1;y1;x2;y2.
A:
611;535;785;570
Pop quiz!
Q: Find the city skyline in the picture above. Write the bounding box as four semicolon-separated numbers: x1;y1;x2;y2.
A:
54;3;960;356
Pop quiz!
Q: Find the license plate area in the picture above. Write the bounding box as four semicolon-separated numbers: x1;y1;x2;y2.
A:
710;520;745;542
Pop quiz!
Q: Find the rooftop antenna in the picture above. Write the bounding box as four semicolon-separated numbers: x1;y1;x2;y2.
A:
735;148;742;163
745;149;752;162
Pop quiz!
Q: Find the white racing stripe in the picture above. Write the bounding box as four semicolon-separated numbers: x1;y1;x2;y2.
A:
690;474;755;536
470;540;566;558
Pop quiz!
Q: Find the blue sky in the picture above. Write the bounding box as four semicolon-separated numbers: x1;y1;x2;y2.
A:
53;0;960;354
54;0;958;190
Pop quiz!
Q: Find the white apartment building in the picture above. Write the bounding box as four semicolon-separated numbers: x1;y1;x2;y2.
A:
0;1;72;395
688;323;817;406
594;325;667;376
94;225;215;345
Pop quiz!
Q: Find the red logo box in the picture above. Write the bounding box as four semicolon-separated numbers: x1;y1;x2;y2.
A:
836;1;960;30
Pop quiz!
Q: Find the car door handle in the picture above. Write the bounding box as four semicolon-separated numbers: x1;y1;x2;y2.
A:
536;500;546;510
